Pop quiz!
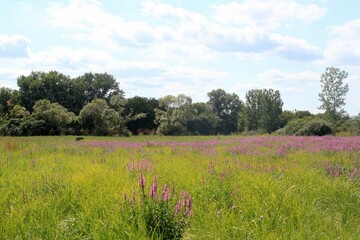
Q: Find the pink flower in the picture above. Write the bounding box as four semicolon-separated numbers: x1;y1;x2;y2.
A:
153;176;158;192
138;172;145;190
175;200;181;215
188;196;192;209
189;210;193;218
149;185;156;199
163;185;169;202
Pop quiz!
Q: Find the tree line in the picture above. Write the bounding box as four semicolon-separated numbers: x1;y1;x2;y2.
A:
0;68;359;136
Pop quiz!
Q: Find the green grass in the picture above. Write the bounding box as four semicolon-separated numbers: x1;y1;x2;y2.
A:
0;136;359;239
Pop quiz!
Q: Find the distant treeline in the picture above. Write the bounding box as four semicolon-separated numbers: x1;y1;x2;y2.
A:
0;71;359;136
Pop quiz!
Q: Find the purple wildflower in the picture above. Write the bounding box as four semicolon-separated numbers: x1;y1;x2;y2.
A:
163;185;169;202
175;200;181;215
138;172;145;190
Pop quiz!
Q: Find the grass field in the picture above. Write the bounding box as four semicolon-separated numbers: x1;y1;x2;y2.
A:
1;135;359;239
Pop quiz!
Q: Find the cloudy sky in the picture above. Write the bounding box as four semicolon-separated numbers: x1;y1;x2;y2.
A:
0;0;359;115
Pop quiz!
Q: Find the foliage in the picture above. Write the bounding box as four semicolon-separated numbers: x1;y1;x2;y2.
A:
75;72;123;105
32;99;76;134
125;96;159;135
17;71;72;112
79;97;145;136
280;110;313;128
241;89;283;133
339;115;360;135
207;89;243;134
17;71;123;114
155;94;195;135
0;87;19;116
0;104;31;136
187;102;218;135
79;99;117;135
283;118;309;135
295;119;334;136
1;69;358;136
319;67;349;126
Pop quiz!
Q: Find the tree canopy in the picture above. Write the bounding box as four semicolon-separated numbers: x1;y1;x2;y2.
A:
319;67;349;126
0;68;358;136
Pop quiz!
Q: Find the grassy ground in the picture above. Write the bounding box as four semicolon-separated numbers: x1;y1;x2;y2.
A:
0;136;359;239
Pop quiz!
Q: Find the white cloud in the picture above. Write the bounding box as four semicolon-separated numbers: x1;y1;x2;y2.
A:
47;0;159;50
46;0;323;62
213;0;325;30
142;1;207;26
120;65;233;101
325;19;360;65
0;44;232;102
272;35;323;61
257;69;319;94
141;2;323;61
0;35;30;58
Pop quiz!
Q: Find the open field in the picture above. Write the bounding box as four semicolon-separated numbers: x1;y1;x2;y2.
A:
1;136;359;239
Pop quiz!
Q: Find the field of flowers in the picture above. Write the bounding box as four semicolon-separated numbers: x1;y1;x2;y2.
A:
1;135;359;239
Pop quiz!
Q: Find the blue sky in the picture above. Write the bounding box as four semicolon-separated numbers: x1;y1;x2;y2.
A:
0;0;359;115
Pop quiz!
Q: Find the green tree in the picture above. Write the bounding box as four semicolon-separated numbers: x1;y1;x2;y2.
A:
280;110;313;128
79;97;144;136
75;72;123;103
241;89;283;133
125;96;159;134
109;95;146;136
17;71;72;111
32;99;76;134
0;104;31;136
187;102;218;135
207;89;243;134
319;67;349;126
17;71;124;115
0;87;16;116
155;94;195;135
339;113;360;135
79;99;117;135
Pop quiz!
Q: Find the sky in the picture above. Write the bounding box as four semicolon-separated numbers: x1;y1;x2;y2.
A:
0;0;359;115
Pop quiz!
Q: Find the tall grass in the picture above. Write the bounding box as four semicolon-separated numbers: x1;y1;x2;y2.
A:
0;136;359;239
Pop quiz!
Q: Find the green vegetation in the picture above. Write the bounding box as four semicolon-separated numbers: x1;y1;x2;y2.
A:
0;67;358;136
0;135;359;239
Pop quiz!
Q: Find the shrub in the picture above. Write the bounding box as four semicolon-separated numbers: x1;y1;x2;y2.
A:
338;117;360;135
283;118;308;135
295;119;334;136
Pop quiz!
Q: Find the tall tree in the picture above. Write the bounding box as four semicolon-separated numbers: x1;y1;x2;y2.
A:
319;67;349;125
207;89;243;134
79;99;118;135
155;94;195;135
187;102;218;135
17;71;71;111
0;87;19;116
125;96;159;134
17;71;123;114
109;95;146;136
241;89;283;133
32;99;76;134
75;72;123;103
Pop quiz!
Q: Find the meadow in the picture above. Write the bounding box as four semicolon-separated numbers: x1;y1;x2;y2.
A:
0;135;359;239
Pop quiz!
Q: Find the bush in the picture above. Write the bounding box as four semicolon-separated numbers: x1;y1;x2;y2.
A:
295;119;334;136
338;117;360;135
284;118;308;135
